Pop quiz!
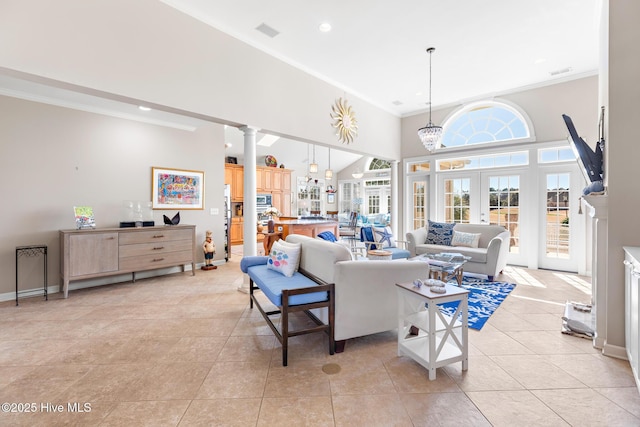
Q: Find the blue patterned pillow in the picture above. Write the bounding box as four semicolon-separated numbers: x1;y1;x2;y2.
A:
426;221;455;245
317;231;338;242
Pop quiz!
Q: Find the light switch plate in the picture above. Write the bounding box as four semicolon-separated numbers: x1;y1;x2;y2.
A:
210;208;219;215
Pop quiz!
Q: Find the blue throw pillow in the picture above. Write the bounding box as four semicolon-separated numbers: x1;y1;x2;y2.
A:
426;220;455;245
360;226;378;249
317;231;338;242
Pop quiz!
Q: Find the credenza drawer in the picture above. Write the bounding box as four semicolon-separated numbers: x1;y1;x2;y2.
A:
118;240;193;258
118;228;193;245
119;249;193;271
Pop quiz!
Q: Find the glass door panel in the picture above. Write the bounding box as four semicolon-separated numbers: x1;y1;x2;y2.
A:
443;177;471;223
545;173;570;259
538;168;579;272
481;173;526;266
410;178;428;230
487;175;520;251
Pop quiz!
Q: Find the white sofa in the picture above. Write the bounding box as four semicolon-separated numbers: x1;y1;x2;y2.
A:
406;223;510;281
286;234;427;351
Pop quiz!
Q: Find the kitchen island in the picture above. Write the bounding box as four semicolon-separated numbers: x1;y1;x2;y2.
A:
275;219;339;240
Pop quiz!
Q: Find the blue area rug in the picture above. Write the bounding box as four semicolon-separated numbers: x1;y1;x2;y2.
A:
437;277;516;330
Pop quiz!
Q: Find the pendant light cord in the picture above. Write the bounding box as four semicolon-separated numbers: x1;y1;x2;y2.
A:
427;47;435;124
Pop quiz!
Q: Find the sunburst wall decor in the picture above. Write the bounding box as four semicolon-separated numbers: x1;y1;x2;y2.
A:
330;97;358;144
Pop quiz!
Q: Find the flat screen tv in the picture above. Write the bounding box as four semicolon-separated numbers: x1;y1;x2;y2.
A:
562;114;603;183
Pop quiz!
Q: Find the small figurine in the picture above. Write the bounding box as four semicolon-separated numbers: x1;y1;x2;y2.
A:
202;230;217;270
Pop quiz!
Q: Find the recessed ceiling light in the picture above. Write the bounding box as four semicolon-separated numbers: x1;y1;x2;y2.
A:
319;22;332;32
138;106;151;111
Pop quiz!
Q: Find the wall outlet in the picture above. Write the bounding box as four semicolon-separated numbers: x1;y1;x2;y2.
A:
210;208;219;215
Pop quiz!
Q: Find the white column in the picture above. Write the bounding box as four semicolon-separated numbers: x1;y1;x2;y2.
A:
390;160;399;237
239;125;259;293
583;194;608;350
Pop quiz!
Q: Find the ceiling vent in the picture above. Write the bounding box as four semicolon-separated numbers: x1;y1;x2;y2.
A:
256;23;280;38
549;67;573;76
392;100;403;106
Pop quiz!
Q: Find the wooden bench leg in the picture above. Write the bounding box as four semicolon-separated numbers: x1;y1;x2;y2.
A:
282;298;289;366
249;279;254;309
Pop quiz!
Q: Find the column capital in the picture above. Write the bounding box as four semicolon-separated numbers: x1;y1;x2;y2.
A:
239;125;260;135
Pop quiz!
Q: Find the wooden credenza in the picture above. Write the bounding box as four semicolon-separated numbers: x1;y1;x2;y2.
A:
59;225;196;298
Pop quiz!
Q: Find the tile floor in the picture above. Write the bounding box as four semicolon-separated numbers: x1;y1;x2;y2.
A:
1;252;639;426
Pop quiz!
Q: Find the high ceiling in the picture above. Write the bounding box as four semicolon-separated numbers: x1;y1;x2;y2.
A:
162;0;601;116
0;0;601;174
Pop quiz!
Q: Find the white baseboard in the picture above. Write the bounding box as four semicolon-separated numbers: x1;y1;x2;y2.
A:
2;259;226;303
602;342;629;360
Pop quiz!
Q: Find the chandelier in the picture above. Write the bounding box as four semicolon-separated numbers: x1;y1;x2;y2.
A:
417;47;442;152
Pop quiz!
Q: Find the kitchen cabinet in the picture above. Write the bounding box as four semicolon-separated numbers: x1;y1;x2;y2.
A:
225;164;293;244
297;177;323;216
282;191;292;217
224;166;232;185
257;166;274;191
231;166;244;201
230;217;244;244
282;170;291;192
272;192;282;215
225;164;244;201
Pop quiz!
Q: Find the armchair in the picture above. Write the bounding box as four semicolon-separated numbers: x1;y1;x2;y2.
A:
338;211;358;250
360;226;410;260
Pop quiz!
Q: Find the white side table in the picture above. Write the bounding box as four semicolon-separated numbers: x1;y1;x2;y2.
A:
396;281;469;380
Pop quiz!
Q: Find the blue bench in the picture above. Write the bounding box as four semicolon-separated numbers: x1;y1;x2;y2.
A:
240;256;335;366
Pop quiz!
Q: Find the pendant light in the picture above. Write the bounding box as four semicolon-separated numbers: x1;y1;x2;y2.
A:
325;147;333;179
309;144;318;173
417;47;443;152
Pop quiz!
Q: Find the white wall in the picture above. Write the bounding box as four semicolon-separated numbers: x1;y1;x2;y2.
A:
603;0;640;352
402;76;600;159
0;0;400;161
399;76;599;237
1;95;226;298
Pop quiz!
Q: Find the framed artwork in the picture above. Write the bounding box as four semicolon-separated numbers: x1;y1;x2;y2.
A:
151;167;204;210
327;193;335;204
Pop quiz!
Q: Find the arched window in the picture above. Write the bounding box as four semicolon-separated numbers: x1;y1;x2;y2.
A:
441;101;533;148
368;158;391;170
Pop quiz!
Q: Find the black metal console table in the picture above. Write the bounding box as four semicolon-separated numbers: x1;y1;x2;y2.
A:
15;245;48;306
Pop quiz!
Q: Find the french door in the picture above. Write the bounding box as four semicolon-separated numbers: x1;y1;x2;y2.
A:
408;175;429;230
537;165;582;272
437;169;528;266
